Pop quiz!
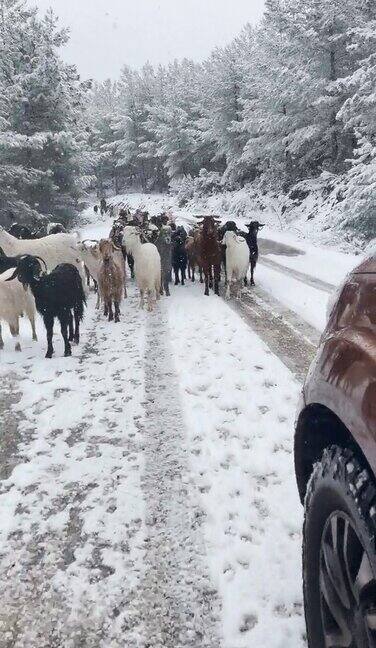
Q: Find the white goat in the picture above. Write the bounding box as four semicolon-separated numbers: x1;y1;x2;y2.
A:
0;269;37;351
223;230;250;300
78;240;101;308
0;227;82;274
123;227;161;311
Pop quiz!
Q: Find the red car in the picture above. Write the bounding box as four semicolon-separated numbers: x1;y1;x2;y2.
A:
295;253;376;647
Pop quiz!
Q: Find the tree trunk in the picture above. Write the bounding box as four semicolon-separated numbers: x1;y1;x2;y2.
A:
329;27;338;165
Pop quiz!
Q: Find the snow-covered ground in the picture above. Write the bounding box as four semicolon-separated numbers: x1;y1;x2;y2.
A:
1;192;364;647
169;289;303;647
0;282;305;647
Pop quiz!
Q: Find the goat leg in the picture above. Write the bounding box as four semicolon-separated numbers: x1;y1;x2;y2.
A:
108;301;114;322
127;254;135;279
73;308;81;344
114;301;120;323
68;311;74;342
31;315;38;341
204;272;210;297
214;266;220;296
44;314;54;359
226;280;231;300
147;289;153;312
164;275;170;297
60;314;72;357
0;323;3;350
250;261;256;286
9;320;21;352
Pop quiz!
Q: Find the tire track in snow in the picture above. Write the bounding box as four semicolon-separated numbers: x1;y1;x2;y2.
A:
222;285;319;383
0;373;24;481
138;304;222;648
259;256;335;293
168;285;305;648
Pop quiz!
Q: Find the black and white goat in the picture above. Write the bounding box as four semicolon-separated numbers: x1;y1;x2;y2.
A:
7;255;86;358
0;251;23;275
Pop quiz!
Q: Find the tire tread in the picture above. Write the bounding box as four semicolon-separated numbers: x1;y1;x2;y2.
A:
303;444;376;647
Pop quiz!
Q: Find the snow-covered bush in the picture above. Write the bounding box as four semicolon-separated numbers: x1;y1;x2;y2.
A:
169;175;195;206
193;170;223;196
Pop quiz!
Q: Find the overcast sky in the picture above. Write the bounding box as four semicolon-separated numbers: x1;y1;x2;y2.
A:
34;0;265;80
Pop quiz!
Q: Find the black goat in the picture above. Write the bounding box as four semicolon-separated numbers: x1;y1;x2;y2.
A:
172;227;188;286
0;251;24;274
239;221;265;286
109;221;135;279
7;256;86;358
8;223;35;239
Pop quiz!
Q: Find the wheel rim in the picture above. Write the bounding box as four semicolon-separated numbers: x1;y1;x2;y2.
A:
320;512;376;647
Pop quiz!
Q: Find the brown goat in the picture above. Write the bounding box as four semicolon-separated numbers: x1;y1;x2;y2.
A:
98;239;125;323
185;230;203;283
197;216;222;296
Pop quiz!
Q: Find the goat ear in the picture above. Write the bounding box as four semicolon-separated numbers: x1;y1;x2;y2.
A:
5;268;18;282
258;223;265;228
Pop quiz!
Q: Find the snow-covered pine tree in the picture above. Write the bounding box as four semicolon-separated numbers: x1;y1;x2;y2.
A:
142;59;206;183
200;33;250;184
337;3;376;239
110;65;155;192
0;0;87;227
240;0;365;190
86;79;122;196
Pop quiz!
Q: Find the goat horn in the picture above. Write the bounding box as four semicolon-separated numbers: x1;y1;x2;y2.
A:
112;243;122;251
5;268;18;282
34;256;48;273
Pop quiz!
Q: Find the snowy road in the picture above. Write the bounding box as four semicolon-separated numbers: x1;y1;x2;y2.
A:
0;277;305;648
0;195;361;647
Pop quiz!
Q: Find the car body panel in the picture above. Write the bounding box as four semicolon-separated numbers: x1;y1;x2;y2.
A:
300;260;376;477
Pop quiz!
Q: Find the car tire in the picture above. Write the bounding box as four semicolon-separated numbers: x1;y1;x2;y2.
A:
303;445;376;648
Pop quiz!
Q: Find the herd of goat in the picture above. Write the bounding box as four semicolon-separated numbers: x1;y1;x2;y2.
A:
0;203;264;358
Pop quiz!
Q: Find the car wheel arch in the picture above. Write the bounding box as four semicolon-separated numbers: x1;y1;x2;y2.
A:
294;402;373;503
